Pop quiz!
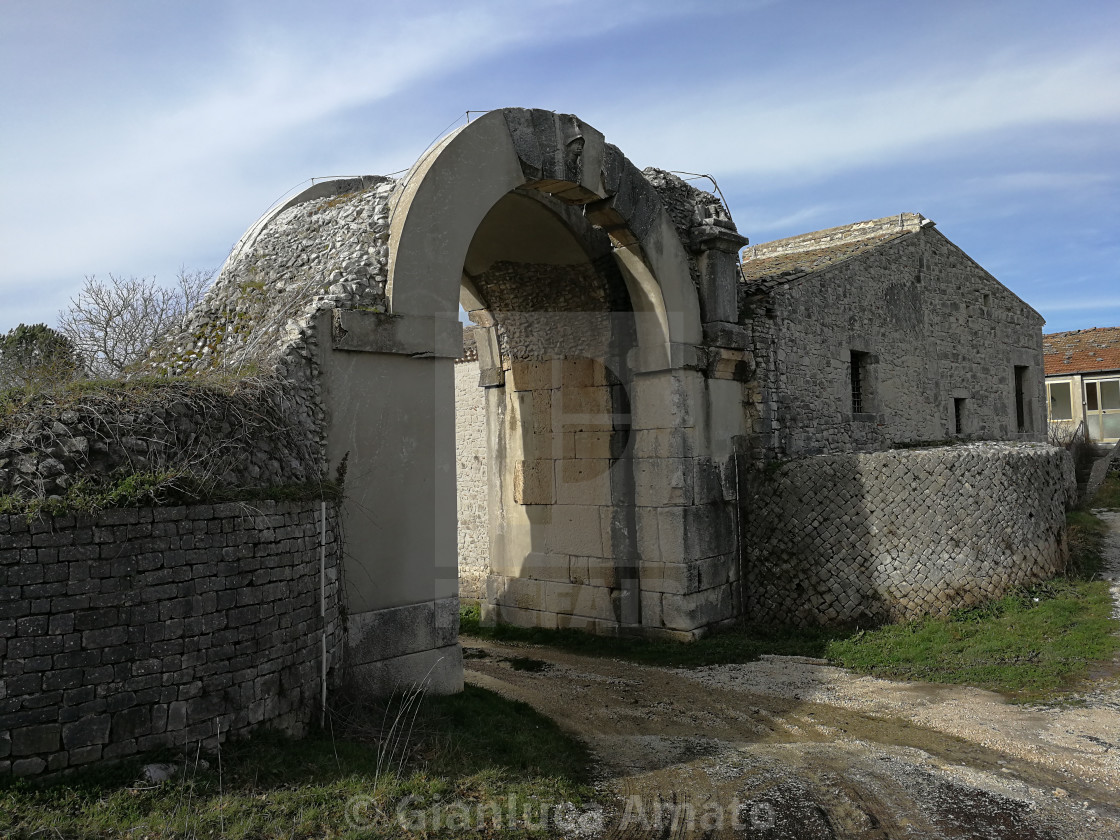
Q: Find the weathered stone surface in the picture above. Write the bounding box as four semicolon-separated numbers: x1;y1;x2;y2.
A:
0;500;342;777
741;216;1046;458
742;442;1075;626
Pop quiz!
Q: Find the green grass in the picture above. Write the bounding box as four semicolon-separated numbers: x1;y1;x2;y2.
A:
1093;469;1120;509
825;577;1119;698
461;482;1120;700
460;601;849;667
0;685;594;839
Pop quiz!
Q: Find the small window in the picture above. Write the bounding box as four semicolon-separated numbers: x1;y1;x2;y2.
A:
982;293;991;308
1014;366;1031;432
851;351;867;414
954;398;966;435
1102;380;1120;411
1086;381;1099;411
1047;382;1073;421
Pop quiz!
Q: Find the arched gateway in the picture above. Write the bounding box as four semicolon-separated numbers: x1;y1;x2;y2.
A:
145;108;1068;704
321;109;752;692
154;107;753;696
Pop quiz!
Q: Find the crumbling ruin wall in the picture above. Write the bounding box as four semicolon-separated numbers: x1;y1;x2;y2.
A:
148;175;398;477
742;442;1076;626
0;381;317;501
0;500;341;776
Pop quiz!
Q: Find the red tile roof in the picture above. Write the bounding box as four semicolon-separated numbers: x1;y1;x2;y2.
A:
1043;327;1120;375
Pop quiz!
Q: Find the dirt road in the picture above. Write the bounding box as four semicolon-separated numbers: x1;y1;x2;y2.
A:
464;640;1120;839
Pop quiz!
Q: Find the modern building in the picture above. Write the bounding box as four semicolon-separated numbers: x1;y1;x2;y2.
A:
1043;327;1120;445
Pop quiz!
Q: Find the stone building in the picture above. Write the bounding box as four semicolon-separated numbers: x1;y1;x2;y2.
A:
739;213;1046;456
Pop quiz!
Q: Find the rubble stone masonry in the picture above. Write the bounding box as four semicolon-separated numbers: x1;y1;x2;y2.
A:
454;358;488;598
742;442;1075;626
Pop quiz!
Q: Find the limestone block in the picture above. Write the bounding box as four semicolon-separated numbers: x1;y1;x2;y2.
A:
640;591;664;628
560;385;613;418
639;553;733;596
568;555;589;585
542;505;605;557
555;613;617;635
557;459;612;506
635;506;662;563
509;360;557;392
630;371;703;431
571;431;613;460
345;597;460;666
634;457;693;506
637;559;691;595
522;431;559;460
632;427;692;459
482;600;558;630
693;457;731;505
496;577;546;612
531;390;555;435
599;506;617;559
347;644;464;696
514;460;555;506
661;585;734;632
519;551;571;583
656;503;735;562
526;580;616;621
581;556;621;589
561;357;607;388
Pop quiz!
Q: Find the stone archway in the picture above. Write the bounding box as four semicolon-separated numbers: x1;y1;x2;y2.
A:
317;109;749;693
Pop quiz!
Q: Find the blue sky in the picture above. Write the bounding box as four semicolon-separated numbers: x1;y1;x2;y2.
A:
1;0;1117;335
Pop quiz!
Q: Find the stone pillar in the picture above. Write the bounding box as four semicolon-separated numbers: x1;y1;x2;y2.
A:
318;310;464;695
691;219;748;325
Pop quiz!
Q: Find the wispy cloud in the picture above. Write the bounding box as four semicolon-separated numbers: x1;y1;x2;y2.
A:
962;171;1116;194
0;2;644;304
735;204;839;237
609;48;1120;180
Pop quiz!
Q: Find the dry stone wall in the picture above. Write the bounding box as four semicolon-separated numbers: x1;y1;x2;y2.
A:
742;442;1075;626
0;499;341;776
0;382;317;502
153;177;395;379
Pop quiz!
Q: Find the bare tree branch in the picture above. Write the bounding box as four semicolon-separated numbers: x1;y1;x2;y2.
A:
57;268;215;378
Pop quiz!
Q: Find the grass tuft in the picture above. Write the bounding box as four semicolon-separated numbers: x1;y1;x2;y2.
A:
1093;469;1120;510
0;685;593;839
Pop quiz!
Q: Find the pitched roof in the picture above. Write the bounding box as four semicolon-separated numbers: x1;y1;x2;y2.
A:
740;213;928;293
1043;327;1120;376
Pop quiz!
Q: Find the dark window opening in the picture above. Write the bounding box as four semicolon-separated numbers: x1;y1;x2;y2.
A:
982;292;991;308
955;398;966;435
1014;365;1030;432
851;351;867;414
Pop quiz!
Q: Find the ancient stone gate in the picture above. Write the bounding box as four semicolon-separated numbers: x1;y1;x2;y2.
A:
318;109;752;691
1;108;1076;775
